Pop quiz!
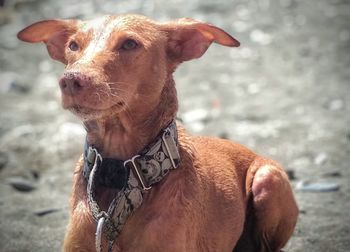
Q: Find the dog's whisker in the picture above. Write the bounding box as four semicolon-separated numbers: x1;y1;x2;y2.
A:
106;81;131;85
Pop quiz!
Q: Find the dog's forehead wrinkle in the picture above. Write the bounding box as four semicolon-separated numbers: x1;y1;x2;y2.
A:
84;15;154;35
78;15;159;64
79;17;116;63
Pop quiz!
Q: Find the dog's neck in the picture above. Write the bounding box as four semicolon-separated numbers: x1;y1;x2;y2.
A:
83;77;178;160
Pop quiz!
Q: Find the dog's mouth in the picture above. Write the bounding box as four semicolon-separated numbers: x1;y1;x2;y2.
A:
68;102;125;120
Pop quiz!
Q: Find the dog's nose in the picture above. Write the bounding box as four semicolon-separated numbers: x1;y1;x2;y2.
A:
59;72;86;96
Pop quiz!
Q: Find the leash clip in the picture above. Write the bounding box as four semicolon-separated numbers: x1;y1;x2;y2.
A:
95;216;105;252
95;212;116;252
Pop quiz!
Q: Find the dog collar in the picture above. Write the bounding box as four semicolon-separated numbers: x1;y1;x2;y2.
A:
83;120;180;251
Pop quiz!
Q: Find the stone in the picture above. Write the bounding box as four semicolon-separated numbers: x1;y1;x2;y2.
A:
250;29;272;45
0;152;8;170
328;99;344;111
6;176;36;192
182;109;209;124
0;72;29;93
0;72;16;93
34;208;60;217
322;171;342;177
296;181;340;192
286;169;296;180
314;152;328;166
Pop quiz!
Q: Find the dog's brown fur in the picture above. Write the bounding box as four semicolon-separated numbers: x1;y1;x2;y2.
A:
18;14;298;252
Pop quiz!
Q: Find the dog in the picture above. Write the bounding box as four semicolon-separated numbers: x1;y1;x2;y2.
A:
18;14;298;252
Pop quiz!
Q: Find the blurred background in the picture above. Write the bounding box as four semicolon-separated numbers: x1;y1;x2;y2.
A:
0;0;349;251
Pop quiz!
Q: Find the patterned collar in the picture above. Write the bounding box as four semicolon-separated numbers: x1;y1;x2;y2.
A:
82;120;181;252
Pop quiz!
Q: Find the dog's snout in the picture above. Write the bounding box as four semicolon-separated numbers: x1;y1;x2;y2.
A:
59;72;86;96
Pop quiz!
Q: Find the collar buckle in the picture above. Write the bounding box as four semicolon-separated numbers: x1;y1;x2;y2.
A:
85;146;103;179
124;155;152;191
162;128;180;169
90;147;103;164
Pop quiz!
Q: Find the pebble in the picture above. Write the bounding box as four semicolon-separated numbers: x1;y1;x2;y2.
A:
6;177;36;192
46;122;85;157
296;181;340;192
0;72;16;93
328;99;344;111
232;21;249;33
38;60;53;73
218;132;229;139
286;169;296;180
322;171;342;177
249;29;272;45
37;73;58;91
0;152;8;170
313;152;328;165
31;170;40;180
34;208;60;217
59;122;85;137
247;82;261;94
0;72;29;94
182;109;209;124
188;121;205;133
299;209;307;215
235;5;250;20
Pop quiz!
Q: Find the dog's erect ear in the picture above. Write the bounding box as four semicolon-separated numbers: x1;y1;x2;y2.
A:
17;19;79;64
162;18;240;62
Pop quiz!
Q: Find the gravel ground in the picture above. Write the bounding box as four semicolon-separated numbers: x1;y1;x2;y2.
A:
0;0;349;251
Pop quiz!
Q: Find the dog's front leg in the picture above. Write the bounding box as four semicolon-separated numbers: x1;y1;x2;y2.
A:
63;204;97;252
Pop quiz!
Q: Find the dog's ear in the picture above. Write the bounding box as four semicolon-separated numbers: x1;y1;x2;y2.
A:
17;19;79;64
162;18;240;62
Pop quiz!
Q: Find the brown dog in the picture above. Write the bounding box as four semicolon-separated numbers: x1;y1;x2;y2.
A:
18;14;298;252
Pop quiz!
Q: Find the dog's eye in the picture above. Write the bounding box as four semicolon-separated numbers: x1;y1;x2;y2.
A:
121;39;139;51
68;41;79;51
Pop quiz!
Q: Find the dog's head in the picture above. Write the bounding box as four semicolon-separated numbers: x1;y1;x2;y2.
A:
18;14;239;121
